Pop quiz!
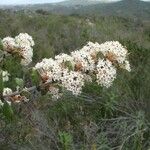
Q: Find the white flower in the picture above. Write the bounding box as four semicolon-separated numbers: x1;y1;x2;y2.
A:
2;33;35;66
15;33;35;48
71;50;95;72
34;58;62;82
2;70;10;82
124;60;131;72
99;41;128;64
20;47;33;66
3;88;13;96
18;37;34;66
2;37;16;52
96;59;117;88
82;41;101;53
61;71;84;95
55;53;74;65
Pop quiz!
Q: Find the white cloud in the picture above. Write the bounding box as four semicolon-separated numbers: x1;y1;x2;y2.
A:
0;0;65;5
0;0;149;5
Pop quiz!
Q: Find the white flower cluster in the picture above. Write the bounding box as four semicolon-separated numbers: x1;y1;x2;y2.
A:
34;58;62;82
99;41;131;71
1;70;10;82
15;33;35;48
3;87;13;96
34;41;131;98
96;59;116;88
2;37;16;52
61;71;84;95
2;33;34;66
34;58;84;96
71;50;95;72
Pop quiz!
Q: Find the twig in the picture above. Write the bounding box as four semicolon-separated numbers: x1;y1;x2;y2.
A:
3;81;51;99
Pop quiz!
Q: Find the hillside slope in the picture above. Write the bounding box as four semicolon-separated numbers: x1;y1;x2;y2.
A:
0;0;150;19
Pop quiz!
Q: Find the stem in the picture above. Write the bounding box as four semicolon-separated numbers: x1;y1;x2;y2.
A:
3;81;51;99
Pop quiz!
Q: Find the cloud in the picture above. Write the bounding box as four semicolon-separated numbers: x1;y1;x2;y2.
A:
0;0;65;5
0;0;150;5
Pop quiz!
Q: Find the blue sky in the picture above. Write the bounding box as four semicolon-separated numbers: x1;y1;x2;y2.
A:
0;0;149;5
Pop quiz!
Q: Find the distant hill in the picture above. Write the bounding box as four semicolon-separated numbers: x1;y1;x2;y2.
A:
0;0;150;19
74;0;150;19
57;0;103;6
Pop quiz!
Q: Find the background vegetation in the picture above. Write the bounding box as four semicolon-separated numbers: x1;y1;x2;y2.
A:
0;2;150;149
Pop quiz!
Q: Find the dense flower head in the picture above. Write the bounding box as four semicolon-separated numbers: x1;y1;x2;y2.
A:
34;58;62;82
96;59;117;88
15;33;35;48
71;50;95;72
61;71;84;95
2;33;35;66
99;41;128;64
2;37;16;52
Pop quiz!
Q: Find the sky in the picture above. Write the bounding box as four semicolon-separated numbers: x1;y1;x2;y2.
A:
0;0;149;5
0;0;65;5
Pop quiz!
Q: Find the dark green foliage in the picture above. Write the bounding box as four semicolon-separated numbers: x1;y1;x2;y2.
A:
2;102;14;122
31;70;41;86
59;131;73;150
15;78;24;89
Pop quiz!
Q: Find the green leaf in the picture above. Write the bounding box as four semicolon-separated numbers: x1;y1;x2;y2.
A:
96;52;104;60
15;78;24;89
21;89;30;99
64;61;74;71
31;69;40;86
59;131;73;150
2;102;14;121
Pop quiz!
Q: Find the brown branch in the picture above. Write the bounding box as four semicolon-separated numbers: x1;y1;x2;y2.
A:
3;81;51;99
